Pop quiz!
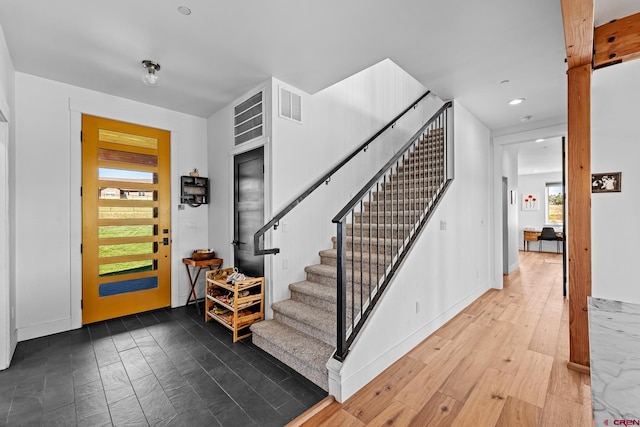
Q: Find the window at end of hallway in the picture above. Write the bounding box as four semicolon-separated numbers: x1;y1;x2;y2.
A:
546;182;563;225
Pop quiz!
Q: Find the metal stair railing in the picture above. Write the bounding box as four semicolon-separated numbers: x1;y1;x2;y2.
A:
332;101;454;361
253;90;432;256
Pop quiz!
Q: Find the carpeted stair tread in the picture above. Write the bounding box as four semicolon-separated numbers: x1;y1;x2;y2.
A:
290;280;335;303
319;248;391;267
272;299;334;327
250;320;333;390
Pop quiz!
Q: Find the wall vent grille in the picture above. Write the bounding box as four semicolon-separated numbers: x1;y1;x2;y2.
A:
280;87;301;122
234;91;263;146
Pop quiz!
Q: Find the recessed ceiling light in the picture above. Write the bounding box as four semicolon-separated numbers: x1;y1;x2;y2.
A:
509;98;525;105
520;115;532;122
536;138;545;142
178;6;191;15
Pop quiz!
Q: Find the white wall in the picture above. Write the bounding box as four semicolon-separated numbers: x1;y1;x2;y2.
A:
502;148;519;272
591;60;640;305
517;171;563;251
207;60;439;315
14;72;208;341
329;101;492;401
0;22;16;370
268;60;438;306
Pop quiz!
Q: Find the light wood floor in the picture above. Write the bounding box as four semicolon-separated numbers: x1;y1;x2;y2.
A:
299;251;593;426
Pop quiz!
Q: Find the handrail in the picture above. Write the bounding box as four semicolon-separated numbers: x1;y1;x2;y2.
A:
332;101;453;223
253;90;432;255
332;101;454;361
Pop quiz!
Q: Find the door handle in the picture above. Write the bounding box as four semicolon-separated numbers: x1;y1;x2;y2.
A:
162;237;169;246
232;240;246;246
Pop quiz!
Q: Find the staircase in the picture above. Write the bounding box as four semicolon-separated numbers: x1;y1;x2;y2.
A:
251;128;447;391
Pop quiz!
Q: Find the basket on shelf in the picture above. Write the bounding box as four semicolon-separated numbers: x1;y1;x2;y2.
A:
191;249;215;261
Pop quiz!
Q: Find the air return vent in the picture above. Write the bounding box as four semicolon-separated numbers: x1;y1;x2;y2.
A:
280;87;302;122
234;91;263;146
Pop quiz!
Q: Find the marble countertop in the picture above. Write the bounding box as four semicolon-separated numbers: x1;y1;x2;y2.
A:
588;297;640;425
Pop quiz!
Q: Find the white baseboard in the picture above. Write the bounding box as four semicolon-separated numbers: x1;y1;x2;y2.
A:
508;261;519;274
330;282;490;402
17;317;73;342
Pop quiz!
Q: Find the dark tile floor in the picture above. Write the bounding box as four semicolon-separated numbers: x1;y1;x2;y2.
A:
0;303;326;427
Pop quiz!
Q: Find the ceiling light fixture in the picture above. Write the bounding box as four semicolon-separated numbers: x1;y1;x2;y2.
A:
520;115;532;122
141;60;161;87
178;6;191;15
536;138;545;143
509;98;525;105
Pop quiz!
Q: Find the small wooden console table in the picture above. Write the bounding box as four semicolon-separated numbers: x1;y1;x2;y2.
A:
182;257;223;314
523;230;564;252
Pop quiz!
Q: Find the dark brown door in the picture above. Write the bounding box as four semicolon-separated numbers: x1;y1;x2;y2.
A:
233;147;264;277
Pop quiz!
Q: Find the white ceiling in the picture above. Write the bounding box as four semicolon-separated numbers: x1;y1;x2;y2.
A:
515;137;563;175
0;1;638;130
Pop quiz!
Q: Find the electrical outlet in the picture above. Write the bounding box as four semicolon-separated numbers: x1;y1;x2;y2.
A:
440;220;447;231
178;204;185;210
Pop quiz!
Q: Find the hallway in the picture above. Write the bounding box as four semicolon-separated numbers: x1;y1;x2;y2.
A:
300;251;593;426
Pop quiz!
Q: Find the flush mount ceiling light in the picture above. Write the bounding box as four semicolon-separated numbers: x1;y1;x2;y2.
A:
509;98;525;106
178;6;191;15
536;138;545;142
141;60;161;87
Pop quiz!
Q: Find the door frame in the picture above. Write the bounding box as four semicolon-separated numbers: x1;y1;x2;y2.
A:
502;177;509;274
69;102;181;330
228;136;273;317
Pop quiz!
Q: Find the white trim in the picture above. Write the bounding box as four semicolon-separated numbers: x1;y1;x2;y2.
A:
18;317;72;342
227;136;274;318
0;120;11;369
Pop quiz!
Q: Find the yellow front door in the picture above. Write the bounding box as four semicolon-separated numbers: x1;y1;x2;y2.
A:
82;115;171;324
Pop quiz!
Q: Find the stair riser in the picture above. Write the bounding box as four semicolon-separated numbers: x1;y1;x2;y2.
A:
290;289;336;312
354;212;420;224
333;238;404;254
400;156;443;166
306;270;382;288
363;199;431;211
383;181;442;191
345;225;415;240
373;190;437;201
395;168;443;178
401;150;444;160
273;311;336;347
251;332;328;391
290;287;371;319
320;256;390;273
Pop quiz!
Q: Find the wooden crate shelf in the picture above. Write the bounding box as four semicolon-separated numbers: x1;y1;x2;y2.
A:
205;268;264;342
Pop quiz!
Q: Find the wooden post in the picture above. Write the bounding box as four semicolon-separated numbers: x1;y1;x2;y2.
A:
567;63;592;370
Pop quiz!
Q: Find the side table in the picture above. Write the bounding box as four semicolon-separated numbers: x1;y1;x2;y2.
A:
182;257;223;315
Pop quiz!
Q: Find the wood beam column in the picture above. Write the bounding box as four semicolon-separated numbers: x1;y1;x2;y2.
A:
567;63;592;369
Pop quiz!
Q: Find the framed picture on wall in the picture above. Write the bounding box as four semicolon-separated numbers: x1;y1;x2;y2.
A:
522;193;539;211
591;172;621;193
